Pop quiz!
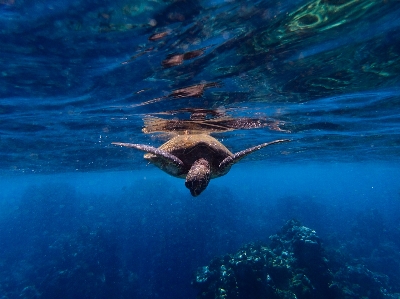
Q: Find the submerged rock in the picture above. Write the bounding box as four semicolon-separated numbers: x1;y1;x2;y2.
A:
193;219;397;299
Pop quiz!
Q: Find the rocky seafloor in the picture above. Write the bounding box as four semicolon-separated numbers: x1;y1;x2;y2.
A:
1;182;400;299
193;219;400;299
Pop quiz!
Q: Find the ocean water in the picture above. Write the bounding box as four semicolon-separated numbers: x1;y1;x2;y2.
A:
1;0;400;298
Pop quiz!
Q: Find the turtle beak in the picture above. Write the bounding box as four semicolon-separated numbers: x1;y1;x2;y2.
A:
187;186;202;197
185;159;211;197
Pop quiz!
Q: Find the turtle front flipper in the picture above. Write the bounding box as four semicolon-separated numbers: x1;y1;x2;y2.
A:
112;142;184;170
219;139;291;170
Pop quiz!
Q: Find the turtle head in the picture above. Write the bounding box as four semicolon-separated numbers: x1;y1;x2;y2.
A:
185;158;211;197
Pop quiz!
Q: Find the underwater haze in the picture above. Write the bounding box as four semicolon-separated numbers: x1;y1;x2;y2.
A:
1;0;400;298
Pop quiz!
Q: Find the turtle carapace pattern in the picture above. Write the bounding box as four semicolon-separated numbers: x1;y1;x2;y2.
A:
112;134;290;196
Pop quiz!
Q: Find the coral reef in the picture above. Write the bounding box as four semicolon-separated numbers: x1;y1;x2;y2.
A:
193;219;399;299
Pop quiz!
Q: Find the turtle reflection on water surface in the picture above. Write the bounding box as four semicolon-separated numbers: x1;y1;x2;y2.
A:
112;133;290;197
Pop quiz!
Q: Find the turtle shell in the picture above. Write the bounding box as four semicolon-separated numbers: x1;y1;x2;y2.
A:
144;133;233;178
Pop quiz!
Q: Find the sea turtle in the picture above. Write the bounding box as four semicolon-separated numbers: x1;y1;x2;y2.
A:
112;134;289;196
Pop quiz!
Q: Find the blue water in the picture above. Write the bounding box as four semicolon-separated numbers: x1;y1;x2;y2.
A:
1;0;400;298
